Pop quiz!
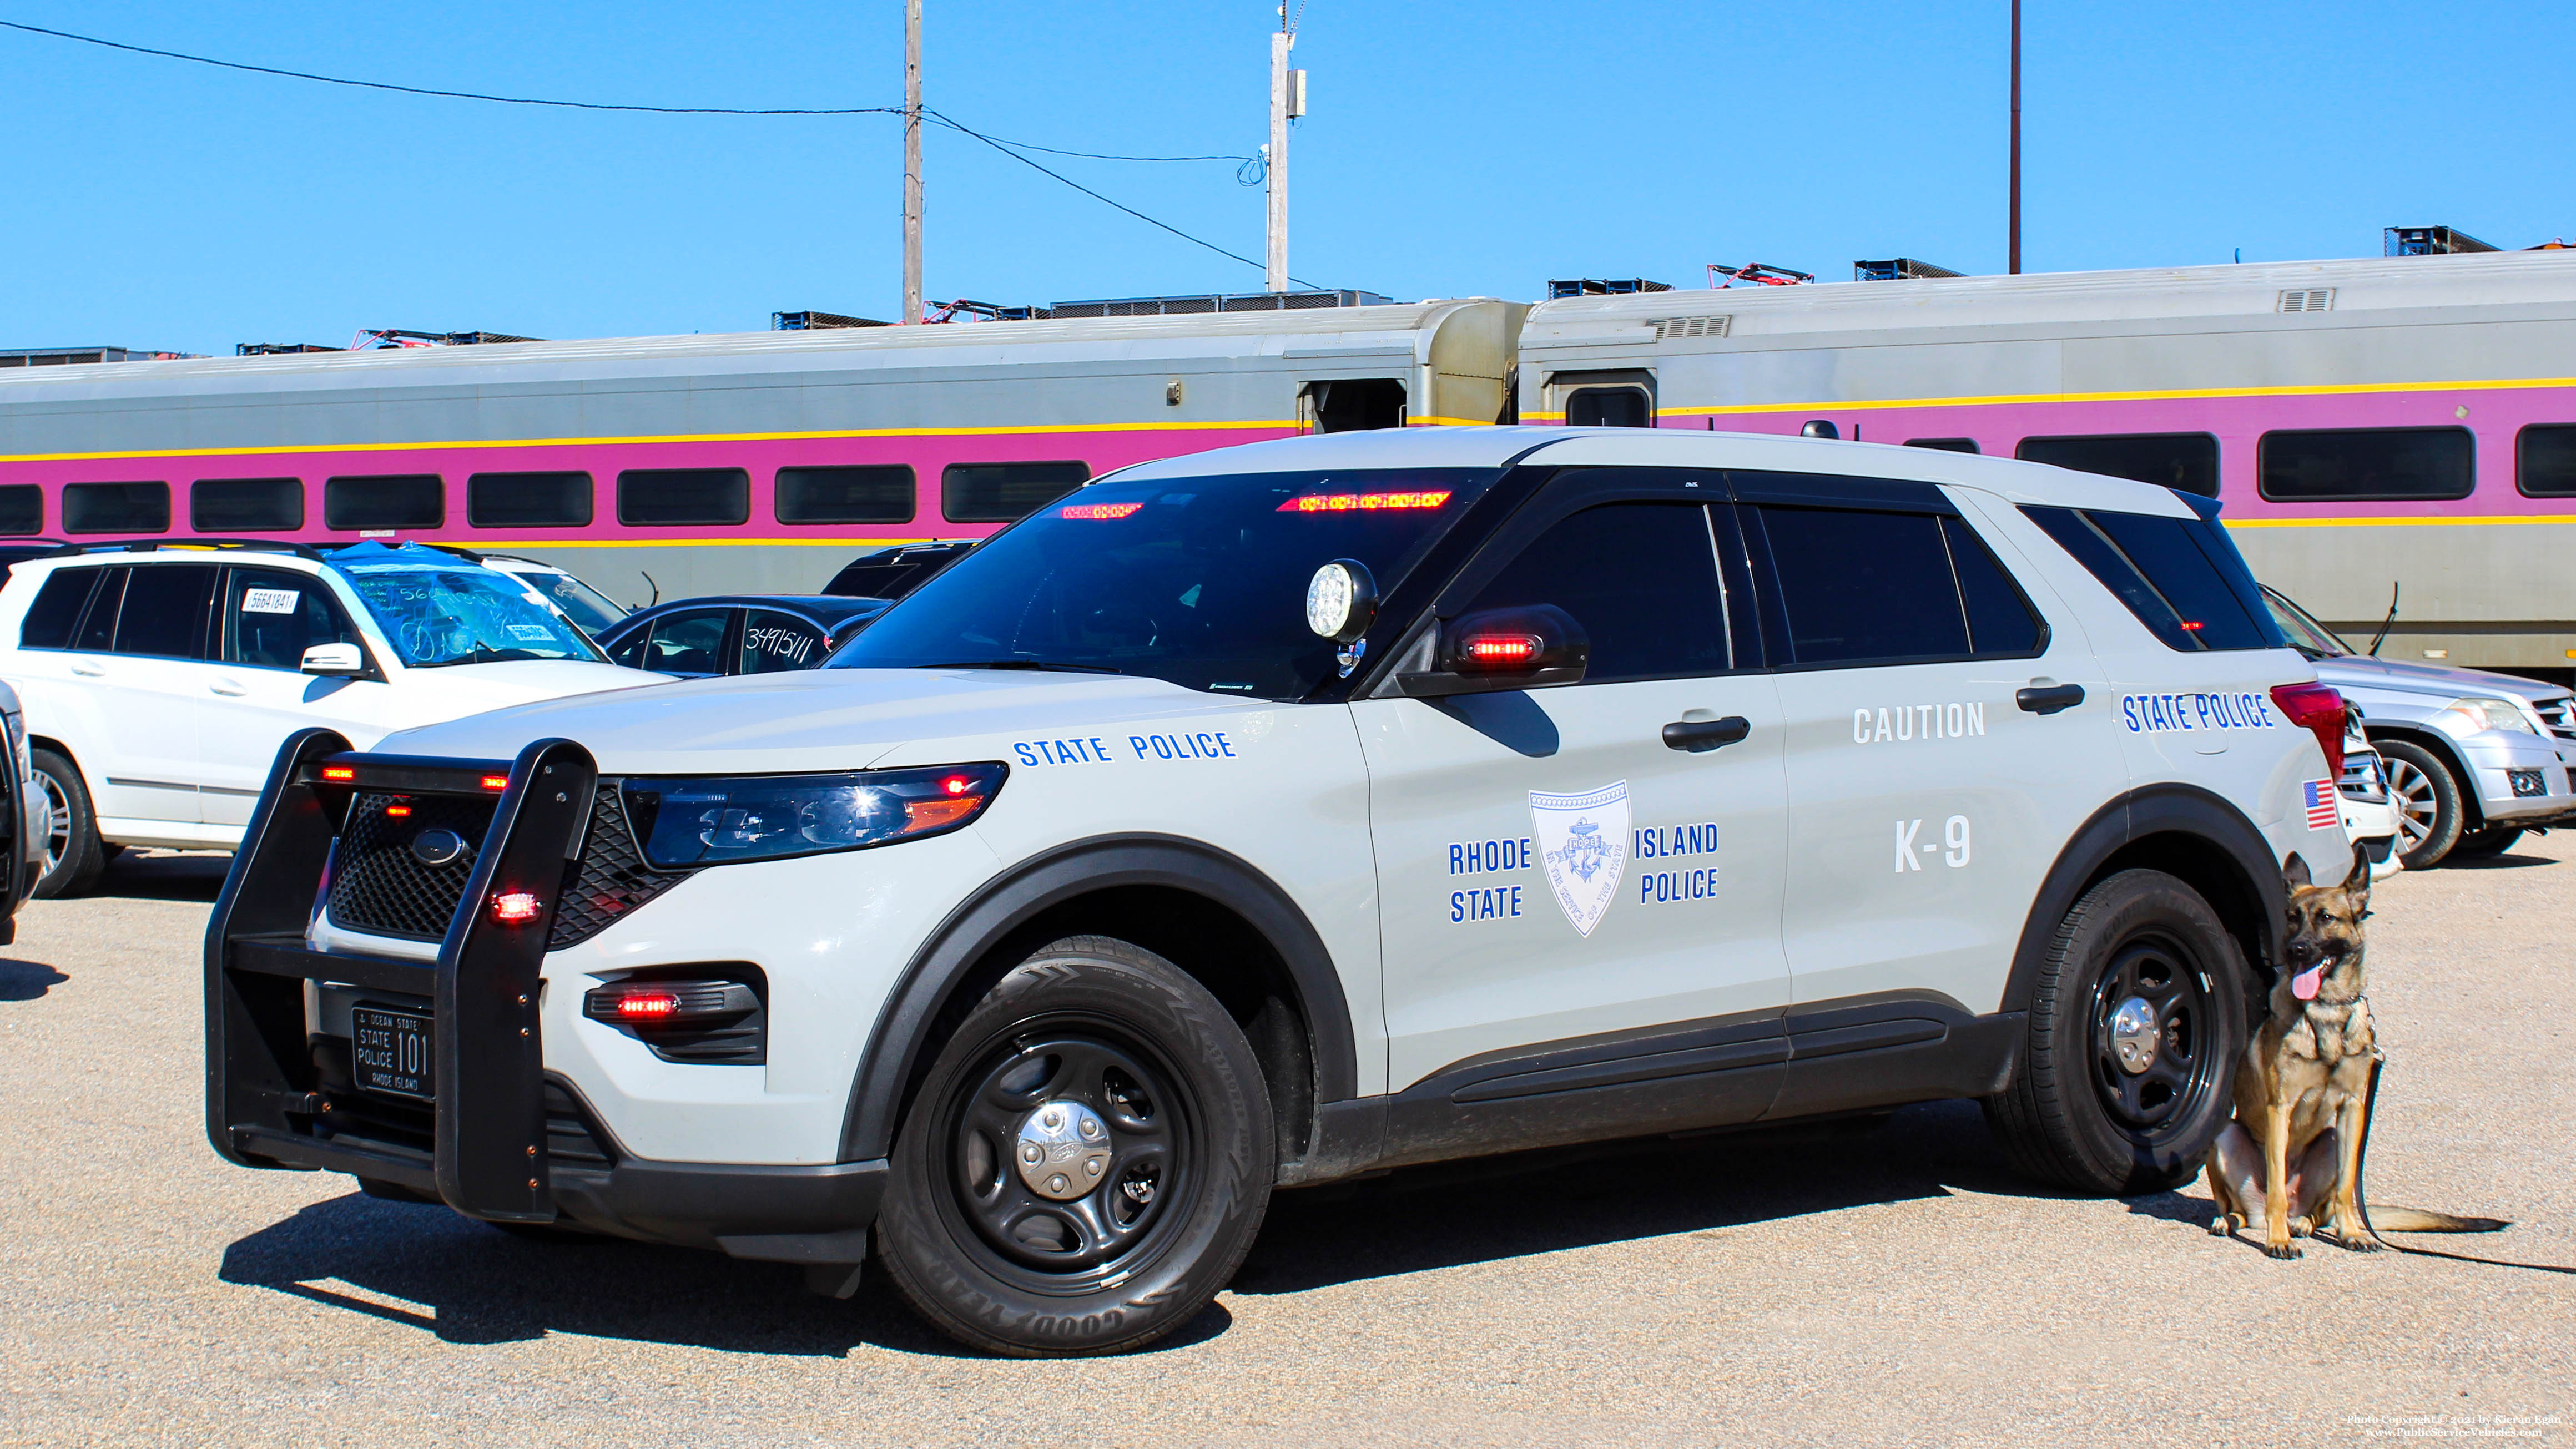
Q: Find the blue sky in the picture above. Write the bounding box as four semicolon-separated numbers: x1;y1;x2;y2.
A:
4;1;2570;355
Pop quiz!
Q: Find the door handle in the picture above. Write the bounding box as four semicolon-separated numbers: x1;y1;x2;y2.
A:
2016;682;2086;715
210;679;248;697
1661;715;1751;753
69;661;104;677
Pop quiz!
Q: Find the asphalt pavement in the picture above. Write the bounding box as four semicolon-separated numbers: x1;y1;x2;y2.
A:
3;842;2571;1447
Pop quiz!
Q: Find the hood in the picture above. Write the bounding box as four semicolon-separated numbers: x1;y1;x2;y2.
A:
397;659;672;709
2308;652;2565;703
375;666;1247;775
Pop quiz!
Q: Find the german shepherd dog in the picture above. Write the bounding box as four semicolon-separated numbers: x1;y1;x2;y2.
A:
2206;855;2506;1258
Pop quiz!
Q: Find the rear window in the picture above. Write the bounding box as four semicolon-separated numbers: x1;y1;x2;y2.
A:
18;567;102;649
2023;505;2284;652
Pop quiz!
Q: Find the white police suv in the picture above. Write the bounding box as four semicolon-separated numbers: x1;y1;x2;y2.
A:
205;428;2348;1356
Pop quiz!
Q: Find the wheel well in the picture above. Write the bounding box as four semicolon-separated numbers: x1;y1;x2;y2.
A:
2365;726;2483;830
2085;830;2272;999
905;884;1319;1164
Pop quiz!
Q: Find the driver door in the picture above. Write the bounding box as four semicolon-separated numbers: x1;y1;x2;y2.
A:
195;567;388;827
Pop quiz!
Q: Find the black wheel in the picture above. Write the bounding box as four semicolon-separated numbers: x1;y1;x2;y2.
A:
876;936;1273;1357
2378;739;2463;869
1983;869;2247;1195
2448;826;2523;859
29;748;104;899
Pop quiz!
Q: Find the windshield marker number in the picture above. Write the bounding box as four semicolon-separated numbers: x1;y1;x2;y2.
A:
1895;815;1972;872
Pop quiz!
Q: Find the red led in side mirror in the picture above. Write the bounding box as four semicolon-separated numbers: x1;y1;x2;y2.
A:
1399;605;1590;698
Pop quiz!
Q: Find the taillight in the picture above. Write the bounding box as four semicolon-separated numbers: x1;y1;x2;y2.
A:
2271;682;2347;779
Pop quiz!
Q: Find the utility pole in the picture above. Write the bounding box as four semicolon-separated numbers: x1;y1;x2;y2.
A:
903;0;924;323
2008;0;2022;276
1266;7;1302;294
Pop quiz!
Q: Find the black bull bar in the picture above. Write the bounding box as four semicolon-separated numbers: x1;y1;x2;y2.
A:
203;728;885;1260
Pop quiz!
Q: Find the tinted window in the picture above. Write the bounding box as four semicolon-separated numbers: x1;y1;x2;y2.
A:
824;543;973;599
2024;506;2283;652
777;465;916;524
73;568;125;651
1943;516;2044;655
326;474;444;529
1756;507;1969;665
19;567;102;649
224;567;361;669
2515;425;2576;498
2258;427;2472;501
469;472;593;528
740;609;828;674
1566;388;1651;428
1905;438;1980;454
63;481;169;534
617;468;749;526
111;563;218;659
941;462;1091;524
190;478;303;533
0;485;42;535
2018;433;2220;496
635;608;730;675
1461;503;1728;681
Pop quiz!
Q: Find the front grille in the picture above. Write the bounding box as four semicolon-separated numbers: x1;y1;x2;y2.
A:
549;782;690;950
327;791;499;941
2533;696;2576;741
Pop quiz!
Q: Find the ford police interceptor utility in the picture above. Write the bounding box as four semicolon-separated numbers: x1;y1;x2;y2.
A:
204;427;2349;1356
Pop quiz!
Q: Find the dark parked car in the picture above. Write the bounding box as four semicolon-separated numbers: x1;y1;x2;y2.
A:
821;540;977;600
598;594;893;678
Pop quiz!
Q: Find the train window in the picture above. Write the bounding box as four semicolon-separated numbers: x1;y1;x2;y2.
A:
776;465;917;524
2257;427;2472;502
618;468;750;527
2515;425;2576;497
941;462;1091;524
18;567;102;649
326;474;445;530
469;471;594;528
1905;438;1981;454
1299;379;1407;433
63;482;170;534
0;485;39;535
189;478;303;533
1566;388;1652;428
2016;433;2219;496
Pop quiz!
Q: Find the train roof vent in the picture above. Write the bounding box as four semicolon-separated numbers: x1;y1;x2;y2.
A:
1547;279;1673;299
1653;315;1732;341
1854;258;1964;281
1047;290;1393;319
2277;288;2337;314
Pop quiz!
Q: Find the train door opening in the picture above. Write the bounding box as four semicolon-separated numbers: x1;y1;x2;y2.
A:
1546;370;1658;428
1300;378;1408;433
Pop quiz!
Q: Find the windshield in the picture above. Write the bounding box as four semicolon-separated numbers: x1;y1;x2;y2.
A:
831;467;1503;697
336;558;608;667
2262;588;2351;658
515;567;628;634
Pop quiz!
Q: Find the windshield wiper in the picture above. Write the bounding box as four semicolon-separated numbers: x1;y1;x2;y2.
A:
911;658;1124;675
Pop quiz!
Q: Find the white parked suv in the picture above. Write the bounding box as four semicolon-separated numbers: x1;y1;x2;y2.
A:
205;429;2350;1356
0;540;668;895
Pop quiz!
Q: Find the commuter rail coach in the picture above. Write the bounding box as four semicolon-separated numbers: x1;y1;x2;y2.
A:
0;298;1521;601
1518;249;2576;672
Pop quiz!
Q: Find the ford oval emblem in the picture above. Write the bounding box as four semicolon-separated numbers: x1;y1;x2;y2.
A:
410;827;469;867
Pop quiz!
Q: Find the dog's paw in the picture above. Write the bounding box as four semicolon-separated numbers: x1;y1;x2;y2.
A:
2206;1219;2229;1236
2263;1240;2303;1261
2289;1216;2315;1239
2326;1227;2384;1253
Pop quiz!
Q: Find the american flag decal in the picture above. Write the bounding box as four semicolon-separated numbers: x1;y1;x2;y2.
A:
2303;779;2340;831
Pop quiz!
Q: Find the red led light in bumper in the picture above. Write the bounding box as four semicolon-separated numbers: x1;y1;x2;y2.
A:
491;892;543;924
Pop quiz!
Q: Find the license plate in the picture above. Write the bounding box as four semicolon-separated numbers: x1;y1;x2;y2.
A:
351;1007;435;1101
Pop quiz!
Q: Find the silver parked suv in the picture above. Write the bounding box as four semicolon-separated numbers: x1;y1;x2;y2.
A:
2265;587;2576;867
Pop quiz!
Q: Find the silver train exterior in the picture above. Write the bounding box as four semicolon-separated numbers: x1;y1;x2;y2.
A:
1518;250;2576;671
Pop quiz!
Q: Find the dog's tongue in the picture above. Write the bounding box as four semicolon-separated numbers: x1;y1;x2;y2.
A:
2291;964;2326;1001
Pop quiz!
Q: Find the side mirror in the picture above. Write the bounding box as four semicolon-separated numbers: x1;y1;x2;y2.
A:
300;643;365;676
1397;604;1590;698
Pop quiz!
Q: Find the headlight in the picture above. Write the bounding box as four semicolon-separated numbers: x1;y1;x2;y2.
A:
2439;697;2537;735
621;763;1007;869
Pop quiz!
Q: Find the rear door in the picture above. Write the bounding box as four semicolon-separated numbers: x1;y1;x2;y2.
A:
85;564;221;827
611;607;735;677
1749;478;2125;1018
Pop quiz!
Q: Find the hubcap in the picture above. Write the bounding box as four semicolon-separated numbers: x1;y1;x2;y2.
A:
946;1029;1186;1279
37;770;69;876
2385;757;2438;852
1015;1099;1113;1200
2108;995;2160;1074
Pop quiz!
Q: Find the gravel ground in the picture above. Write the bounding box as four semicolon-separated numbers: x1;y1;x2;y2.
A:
2;843;2571;1448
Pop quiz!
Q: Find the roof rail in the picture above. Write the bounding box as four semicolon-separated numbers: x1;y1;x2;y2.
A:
46;537;330;562
419;543;490;563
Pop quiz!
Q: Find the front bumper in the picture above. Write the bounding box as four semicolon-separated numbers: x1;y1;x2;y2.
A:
204;730;884;1263
2454;729;2576;825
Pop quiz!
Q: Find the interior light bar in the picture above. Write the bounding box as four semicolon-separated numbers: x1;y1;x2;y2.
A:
1276;490;1453;513
1060;502;1144;520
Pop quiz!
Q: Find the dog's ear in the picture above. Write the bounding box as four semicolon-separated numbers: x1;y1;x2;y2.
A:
2341;849;2371;893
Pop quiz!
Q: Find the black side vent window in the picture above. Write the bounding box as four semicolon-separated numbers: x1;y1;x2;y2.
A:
19;567;103;649
2023;506;2283;652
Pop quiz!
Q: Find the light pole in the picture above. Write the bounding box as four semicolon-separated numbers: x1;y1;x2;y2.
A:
2009;0;2022;276
904;0;924;322
1265;13;1292;292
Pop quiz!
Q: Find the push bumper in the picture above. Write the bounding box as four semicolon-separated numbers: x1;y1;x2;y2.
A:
204;730;884;1264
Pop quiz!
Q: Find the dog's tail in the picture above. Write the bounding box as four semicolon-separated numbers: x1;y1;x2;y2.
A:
2368;1205;2511;1234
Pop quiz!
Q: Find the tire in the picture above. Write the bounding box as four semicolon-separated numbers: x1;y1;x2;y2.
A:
876;936;1274;1357
29;748;105;899
1983;869;2249;1196
2448;826;2523;859
2378;739;2464;869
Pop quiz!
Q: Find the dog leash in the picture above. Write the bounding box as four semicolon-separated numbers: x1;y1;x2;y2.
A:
2351;1054;2576;1276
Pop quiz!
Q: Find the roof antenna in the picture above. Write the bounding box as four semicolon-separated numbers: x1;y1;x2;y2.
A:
641;570;661;608
2365;582;2399;657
